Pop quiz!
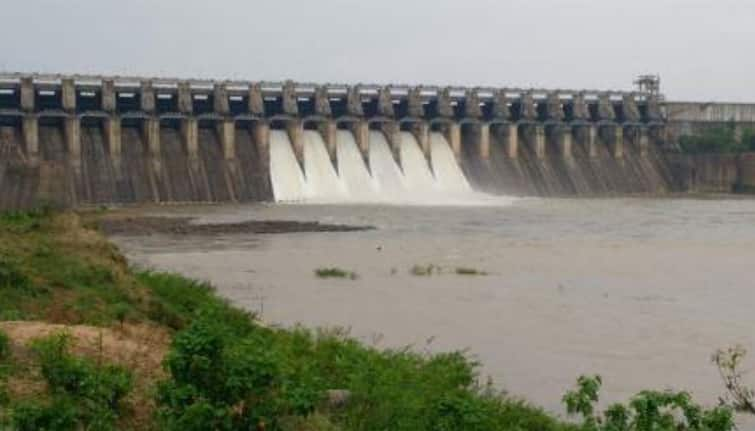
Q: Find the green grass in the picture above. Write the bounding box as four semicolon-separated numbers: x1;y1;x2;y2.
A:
314;267;358;280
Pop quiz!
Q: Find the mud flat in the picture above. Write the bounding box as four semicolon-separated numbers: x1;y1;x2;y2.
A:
98;216;374;236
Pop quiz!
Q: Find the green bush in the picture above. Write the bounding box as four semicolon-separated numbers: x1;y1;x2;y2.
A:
10;332;134;431
563;375;734;431
0;329;9;361
155;313;572;431
10;398;79;431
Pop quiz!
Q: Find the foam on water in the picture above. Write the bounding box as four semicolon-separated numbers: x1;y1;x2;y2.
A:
269;130;306;202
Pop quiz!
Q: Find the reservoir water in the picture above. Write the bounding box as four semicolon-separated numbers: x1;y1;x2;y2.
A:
112;197;755;419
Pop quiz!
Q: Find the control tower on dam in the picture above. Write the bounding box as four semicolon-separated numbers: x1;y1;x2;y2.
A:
0;73;673;208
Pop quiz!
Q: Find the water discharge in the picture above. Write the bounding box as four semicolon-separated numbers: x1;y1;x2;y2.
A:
430;132;470;192
270;129;505;205
336;130;378;199
367;130;407;198
303;130;346;201
399;131;436;191
269;130;306;202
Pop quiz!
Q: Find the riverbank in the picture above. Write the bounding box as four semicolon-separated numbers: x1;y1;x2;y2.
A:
0;209;576;430
0;208;739;430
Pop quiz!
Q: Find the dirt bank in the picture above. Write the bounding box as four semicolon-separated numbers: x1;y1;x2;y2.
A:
97;216;374;236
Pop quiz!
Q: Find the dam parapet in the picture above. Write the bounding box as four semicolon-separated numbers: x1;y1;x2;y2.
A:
0;72;680;208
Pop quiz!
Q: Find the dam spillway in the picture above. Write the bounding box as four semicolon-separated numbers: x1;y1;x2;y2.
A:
0;73;676;209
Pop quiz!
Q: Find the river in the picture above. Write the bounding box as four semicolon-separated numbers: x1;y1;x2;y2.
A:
111;197;755;420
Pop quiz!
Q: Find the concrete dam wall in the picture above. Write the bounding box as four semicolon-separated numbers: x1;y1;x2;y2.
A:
0;73;680;209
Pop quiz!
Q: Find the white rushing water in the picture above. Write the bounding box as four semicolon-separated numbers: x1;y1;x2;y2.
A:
337;130;378;199
399;131;437;191
269;130;307;202
430;132;471;192
270;128;508;205
367;130;407;197
303;130;347;201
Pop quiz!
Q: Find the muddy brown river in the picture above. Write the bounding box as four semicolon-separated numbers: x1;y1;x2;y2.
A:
110;197;755;421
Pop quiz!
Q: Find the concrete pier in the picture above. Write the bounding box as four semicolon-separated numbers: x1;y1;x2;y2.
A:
383;122;402;166
411;122;430;160
64;117;80;161
287;120;304;167
625;126;648;156
600;125;623;159
178;82;193;114
478;123;490;160
550;125;572;158
321;120;338;164
20;77;34;112
523;125;546;159
353;120;370;161
447;122;461;160
182;118;199;158
504;124;518;159
104;117;121;160
61;79;76;112
218;119;235;159
22;116;38;163
144;117;161;169
575;125;598;158
102;80;116;113
254;121;270;163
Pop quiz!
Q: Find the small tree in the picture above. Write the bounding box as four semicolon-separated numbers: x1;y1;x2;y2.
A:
563;375;734;431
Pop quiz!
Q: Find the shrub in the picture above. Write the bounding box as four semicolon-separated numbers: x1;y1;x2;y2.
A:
22;332;133;430
563;374;734;431
10;398;79;431
0;329;9;361
156;316;317;430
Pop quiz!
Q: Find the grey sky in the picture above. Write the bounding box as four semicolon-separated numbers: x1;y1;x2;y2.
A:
2;0;753;102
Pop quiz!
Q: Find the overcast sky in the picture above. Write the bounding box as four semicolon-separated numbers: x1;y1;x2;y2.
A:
1;0;753;102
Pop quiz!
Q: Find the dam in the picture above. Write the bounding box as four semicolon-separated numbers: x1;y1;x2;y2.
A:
0;73;680;209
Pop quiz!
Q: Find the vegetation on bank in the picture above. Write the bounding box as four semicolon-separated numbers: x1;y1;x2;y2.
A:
0;208;740;430
679;124;755;154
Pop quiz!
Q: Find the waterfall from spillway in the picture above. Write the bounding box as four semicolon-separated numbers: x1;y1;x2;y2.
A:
303;130;347;200
399;132;437;191
337;130;378;198
430;132;471;192
269;129;502;205
269;130;307;202
368;130;407;196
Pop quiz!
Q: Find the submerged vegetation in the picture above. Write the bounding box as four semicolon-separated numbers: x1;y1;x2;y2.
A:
410;263;489;277
0;208;739;430
314;267;359;280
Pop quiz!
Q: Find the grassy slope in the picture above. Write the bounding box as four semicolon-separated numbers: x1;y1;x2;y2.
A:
0;210;574;430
